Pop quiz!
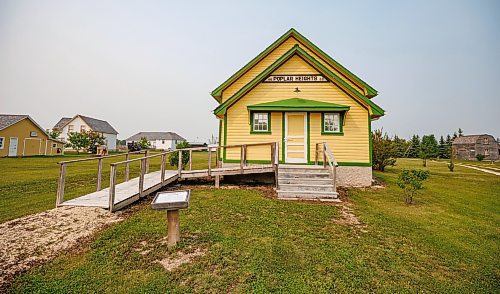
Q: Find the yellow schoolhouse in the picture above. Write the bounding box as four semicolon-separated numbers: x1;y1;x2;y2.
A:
212;29;384;187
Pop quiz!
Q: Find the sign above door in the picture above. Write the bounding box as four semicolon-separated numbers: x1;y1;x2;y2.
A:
263;74;328;83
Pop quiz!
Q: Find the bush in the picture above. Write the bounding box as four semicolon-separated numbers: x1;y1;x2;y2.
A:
397;169;430;204
372;129;397;171
169;141;191;168
447;161;454;172
138;137;151;149
476;154;485;161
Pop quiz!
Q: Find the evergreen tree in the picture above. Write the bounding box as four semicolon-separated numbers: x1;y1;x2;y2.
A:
445;134;453;159
408;135;421;158
420;134;439;166
458;128;463;137
438;136;446;158
453;132;458;140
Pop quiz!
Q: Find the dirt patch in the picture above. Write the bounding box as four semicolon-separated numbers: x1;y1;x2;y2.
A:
0;206;123;289
155;247;207;271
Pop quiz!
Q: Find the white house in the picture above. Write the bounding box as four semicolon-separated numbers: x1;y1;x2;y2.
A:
53;115;119;151
126;132;185;150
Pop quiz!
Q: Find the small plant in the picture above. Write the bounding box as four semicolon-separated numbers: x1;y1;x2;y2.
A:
397;169;430;204
138;137;151;149
169;141;191;168
447;161;454;172
476;154;485;161
66;132;90;154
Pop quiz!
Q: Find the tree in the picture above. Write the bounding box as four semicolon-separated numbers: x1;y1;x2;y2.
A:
445;134;453;159
138;137;151;149
66;132;90;154
397;169;430;204
438;136;446;158
371;129;397;171
169;141;191;168
46;129;61;139
86;131;106;154
393;135;409;158
458;128;463;137
408;135;421;158
420;134;438;167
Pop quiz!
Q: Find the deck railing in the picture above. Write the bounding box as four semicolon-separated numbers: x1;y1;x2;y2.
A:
315;142;338;191
57;142;280;212
56;151;148;207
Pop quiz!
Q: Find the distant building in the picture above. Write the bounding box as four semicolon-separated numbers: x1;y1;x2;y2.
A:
126;132;185;150
53;115;119;151
452;134;499;161
0;114;65;157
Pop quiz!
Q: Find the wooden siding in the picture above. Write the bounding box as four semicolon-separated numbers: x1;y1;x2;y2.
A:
224;55;369;163
221;36;364;102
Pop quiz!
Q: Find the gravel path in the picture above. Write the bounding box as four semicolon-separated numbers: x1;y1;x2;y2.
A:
0;206;123;289
457;164;500;176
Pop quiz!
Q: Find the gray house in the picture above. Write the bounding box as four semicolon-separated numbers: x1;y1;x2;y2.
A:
452;134;499;161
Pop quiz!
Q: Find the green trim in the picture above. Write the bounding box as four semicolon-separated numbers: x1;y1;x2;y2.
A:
281;112;285;162
218;119;222;160
210;28;378;100
223;116;227;161
223;159;273;164
307;112;310;163
249;111;272;134
309;161;372;167
368;113;372;165
321;112;345;136
247;98;350;112
213;45;384;118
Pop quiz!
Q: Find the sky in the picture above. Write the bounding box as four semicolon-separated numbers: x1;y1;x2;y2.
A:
1;0;499;141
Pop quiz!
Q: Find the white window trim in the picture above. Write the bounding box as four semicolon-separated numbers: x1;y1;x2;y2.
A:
323;113;341;133
0;137;4;149
252;112;270;132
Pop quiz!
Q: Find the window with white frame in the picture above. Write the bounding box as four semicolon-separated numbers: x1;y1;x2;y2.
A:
68;125;74;133
323;113;341;133
80;125;86;133
485;148;489;156
483;138;489;144
0;137;4;149
252;112;269;132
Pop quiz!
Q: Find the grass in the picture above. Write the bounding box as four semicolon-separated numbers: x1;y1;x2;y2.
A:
0;151;216;223
6;159;500;292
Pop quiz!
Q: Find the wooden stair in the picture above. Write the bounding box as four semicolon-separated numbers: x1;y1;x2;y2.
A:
276;165;339;201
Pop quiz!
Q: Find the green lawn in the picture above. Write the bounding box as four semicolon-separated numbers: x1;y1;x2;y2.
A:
7;159;499;292
0;151;216;223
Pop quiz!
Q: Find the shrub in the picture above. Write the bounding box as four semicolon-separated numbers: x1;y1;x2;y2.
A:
66;132;90;154
372;129;397;171
397;169;430;204
169;141;191;168
476;154;485;161
138;137;151;149
447;161;454;172
86;131;106;154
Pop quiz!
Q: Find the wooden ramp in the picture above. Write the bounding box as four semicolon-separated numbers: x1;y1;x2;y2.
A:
56;142;280;212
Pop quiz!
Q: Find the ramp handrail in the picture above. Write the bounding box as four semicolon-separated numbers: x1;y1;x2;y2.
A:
56;150;148;207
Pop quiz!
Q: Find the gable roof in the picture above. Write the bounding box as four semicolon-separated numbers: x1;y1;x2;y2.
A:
452;134;494;145
0;114;29;131
213;45;385;118
59;115;118;134
211;28;378;102
52;117;72;130
126;132;185;142
247;98;350;112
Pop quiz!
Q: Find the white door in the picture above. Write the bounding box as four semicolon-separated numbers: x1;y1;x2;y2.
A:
8;137;18;157
285;112;307;163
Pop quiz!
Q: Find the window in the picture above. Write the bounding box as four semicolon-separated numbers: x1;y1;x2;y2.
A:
162;140;165;144
0;137;4;149
52;143;57;148
485;148;489;156
80;125;86;133
68;125;74;133
483;138;489;144
322;113;342;134
251;112;270;133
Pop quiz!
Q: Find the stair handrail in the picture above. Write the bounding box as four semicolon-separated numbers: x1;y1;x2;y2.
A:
321;142;338;191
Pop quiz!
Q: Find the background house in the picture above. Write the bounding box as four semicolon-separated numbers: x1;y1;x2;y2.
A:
0;114;64;157
126;132;185;150
452;134;499;161
53;115;118;151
